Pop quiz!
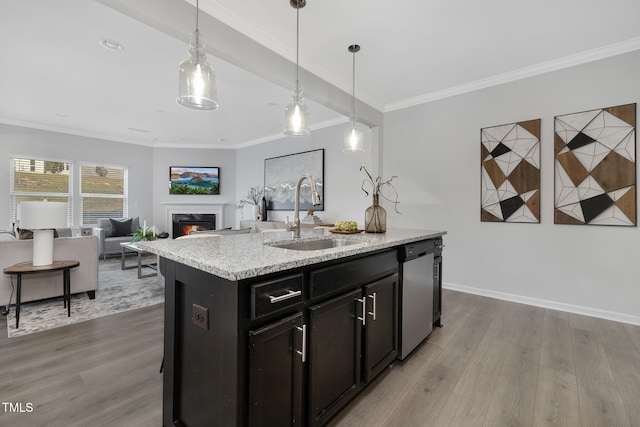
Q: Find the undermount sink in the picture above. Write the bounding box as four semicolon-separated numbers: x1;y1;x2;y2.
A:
271;238;362;251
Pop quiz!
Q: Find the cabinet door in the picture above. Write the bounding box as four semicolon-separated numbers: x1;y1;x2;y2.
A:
308;289;362;427
363;273;398;383
433;256;442;327
248;313;304;427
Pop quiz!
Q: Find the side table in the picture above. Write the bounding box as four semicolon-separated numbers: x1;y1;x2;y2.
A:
2;260;80;328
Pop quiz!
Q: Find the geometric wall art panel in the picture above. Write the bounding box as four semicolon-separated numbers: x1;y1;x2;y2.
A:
481;119;541;223
554;103;636;226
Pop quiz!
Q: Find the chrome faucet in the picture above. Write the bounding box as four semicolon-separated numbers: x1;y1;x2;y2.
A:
286;174;321;238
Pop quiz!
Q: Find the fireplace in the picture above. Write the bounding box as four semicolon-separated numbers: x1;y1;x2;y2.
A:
172;214;216;238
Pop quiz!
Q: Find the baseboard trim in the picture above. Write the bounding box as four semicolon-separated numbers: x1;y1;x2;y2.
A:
443;282;640;326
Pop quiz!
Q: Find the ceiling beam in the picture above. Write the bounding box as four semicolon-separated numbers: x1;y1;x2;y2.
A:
96;0;383;128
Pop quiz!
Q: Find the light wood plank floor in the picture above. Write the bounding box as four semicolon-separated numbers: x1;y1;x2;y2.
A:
329;290;640;427
1;290;639;426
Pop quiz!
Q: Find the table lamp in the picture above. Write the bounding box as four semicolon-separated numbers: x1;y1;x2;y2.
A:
19;201;68;266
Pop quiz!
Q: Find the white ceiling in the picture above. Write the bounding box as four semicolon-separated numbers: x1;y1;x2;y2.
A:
2;0;640;148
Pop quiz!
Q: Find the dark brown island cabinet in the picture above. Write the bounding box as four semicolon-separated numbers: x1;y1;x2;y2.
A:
160;237;443;427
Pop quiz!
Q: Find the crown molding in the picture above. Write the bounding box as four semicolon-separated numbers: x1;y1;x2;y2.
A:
385;37;640;113
0;117;156;147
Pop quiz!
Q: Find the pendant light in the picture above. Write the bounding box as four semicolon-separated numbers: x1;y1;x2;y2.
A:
177;0;218;111
343;44;364;152
284;0;310;136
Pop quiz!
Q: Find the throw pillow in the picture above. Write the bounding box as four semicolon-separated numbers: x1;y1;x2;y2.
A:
110;218;133;237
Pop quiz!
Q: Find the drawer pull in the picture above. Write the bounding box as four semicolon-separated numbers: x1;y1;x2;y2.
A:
268;289;301;304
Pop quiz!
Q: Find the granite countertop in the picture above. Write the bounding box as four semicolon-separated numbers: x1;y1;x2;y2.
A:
137;228;446;281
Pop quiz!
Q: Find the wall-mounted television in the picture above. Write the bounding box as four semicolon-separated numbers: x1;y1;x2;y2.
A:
170;166;220;195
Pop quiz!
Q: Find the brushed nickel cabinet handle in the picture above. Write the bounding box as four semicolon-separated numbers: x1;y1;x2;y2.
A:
295;324;306;362
356;298;366;326
367;292;377;321
268;289;301;304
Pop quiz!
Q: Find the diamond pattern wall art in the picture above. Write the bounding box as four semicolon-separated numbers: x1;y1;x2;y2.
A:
554;103;636;226
481;119;541;223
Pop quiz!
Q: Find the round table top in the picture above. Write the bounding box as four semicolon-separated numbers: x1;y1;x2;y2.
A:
3;260;80;274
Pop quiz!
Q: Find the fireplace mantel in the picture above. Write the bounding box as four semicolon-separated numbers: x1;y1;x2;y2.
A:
161;202;225;238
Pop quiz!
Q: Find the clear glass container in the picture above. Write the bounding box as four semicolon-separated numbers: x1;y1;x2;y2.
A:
177;29;218;111
365;194;386;233
343;117;364;152
284;83;310;136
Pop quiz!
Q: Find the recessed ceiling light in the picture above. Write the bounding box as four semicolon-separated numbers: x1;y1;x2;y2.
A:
217;138;226;143
149;137;157;142
55;113;70;118
157;109;166;113
99;39;124;51
267;102;279;109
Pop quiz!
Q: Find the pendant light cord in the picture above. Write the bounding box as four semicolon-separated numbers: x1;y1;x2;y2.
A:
196;0;199;31
351;49;356;117
295;3;300;88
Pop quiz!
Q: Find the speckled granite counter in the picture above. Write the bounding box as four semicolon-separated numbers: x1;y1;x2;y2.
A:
136;227;446;281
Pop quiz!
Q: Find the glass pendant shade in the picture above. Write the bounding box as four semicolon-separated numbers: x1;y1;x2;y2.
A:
177;29;218;110
343;44;364;152
343;118;364;152
284;83;310;136
284;0;310;136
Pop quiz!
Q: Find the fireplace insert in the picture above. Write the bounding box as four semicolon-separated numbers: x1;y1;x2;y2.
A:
172;214;216;238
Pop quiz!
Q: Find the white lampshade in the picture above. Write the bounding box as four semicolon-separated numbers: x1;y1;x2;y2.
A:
19;201;67;230
19;201;67;266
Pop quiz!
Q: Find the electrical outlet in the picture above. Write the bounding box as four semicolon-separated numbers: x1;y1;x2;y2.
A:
192;304;209;330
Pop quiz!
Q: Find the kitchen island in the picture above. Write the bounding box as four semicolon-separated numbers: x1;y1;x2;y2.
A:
138;227;446;427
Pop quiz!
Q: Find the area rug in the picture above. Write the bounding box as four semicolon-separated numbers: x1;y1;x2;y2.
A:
6;256;163;338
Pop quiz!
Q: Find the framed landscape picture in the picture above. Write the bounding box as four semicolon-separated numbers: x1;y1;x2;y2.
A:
169;166;220;195
264;149;324;211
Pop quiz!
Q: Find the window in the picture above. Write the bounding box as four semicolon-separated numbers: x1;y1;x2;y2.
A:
79;164;128;225
10;157;72;226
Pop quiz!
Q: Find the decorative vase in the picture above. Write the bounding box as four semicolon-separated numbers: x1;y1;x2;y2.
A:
260;197;268;221
252;205;260;221
365;194;386;233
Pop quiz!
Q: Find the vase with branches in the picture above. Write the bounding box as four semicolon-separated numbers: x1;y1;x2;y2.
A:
238;186;263;220
360;165;400;233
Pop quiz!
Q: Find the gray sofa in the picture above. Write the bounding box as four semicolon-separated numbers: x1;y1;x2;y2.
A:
92;217;140;259
0;233;99;304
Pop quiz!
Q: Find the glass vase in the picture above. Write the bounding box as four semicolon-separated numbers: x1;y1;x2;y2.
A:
365;194;386;233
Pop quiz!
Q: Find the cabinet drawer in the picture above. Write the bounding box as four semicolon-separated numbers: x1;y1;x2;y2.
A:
251;274;303;320
310;250;398;301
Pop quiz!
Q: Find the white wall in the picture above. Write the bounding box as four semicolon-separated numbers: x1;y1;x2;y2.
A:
235;124;378;228
0;124;154;230
383;50;640;323
152;147;237;232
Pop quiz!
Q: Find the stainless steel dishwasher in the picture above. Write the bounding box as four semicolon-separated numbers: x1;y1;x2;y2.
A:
398;240;435;360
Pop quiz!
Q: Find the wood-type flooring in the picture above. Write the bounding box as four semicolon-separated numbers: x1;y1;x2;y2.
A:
1;289;639;426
